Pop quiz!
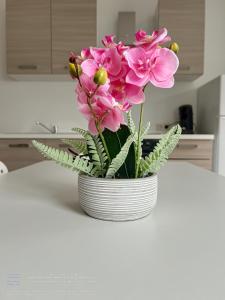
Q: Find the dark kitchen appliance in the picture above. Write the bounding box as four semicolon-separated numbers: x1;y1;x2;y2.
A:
142;139;159;158
179;105;194;134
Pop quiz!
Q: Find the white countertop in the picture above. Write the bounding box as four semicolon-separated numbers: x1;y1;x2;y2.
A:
0;161;225;299
0;133;215;140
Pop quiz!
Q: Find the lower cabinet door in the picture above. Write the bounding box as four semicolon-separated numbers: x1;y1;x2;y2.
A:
0;139;71;171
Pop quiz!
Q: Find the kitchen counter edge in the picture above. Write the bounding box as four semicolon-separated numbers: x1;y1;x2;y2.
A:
0;133;215;140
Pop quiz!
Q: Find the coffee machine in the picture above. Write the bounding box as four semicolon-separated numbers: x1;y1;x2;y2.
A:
179;105;194;134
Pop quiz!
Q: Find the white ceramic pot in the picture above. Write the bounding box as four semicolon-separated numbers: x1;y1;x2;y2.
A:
78;174;158;221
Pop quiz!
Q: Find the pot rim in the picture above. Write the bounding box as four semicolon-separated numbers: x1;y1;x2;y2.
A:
78;173;157;182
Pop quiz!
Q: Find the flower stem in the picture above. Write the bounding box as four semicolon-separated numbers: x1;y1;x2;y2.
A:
135;103;144;178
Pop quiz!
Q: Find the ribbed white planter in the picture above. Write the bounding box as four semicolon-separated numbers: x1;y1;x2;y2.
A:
78;174;158;221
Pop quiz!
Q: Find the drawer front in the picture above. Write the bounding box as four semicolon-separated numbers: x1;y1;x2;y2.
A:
170;140;213;160
0;139;32;150
0;139;71;150
0;139;43;171
0;139;75;171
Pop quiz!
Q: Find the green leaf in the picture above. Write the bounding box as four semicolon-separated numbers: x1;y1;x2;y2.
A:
127;111;136;135
106;134;135;178
93;136;108;172
62;139;87;154
72;127;89;137
140;124;182;177
72;127;107;176
102;125;136;178
140;121;150;140
32;140;101;177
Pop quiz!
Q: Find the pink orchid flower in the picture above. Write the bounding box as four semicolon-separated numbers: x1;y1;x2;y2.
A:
88;106;124;135
135;28;171;49
108;63;145;109
110;79;145;107
124;46;179;88
72;29;179;135
76;73;124;134
90;47;122;77
102;34;129;55
102;34;117;48
81;48;93;60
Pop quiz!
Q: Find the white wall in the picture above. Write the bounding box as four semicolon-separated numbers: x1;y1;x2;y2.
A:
0;0;225;133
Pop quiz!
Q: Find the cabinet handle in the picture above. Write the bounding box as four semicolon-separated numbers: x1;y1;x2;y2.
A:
179;65;191;71
177;144;198;149
18;65;37;70
9;143;29;148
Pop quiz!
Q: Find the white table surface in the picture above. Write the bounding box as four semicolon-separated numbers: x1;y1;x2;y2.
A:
0;161;225;300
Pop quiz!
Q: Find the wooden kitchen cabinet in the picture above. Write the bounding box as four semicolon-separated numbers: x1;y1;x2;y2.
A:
6;0;51;74
0;139;70;171
6;0;96;76
0;139;42;171
52;0;96;74
0;138;213;172
170;139;213;170
158;0;205;80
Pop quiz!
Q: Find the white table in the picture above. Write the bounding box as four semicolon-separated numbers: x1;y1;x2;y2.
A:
0;161;225;300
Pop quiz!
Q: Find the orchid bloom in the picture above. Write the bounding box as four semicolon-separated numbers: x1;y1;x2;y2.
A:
124;46;179;88
72;28;179;134
102;34;117;48
76;73;124;134
135;28;171;49
109;64;145;109
90;47;122;77
110;79;145;108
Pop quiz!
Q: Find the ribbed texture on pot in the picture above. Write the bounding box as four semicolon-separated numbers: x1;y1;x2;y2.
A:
78;174;158;221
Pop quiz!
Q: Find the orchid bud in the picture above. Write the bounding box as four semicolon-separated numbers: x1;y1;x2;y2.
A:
69;63;82;78
169;42;179;54
69;52;76;64
94;67;108;85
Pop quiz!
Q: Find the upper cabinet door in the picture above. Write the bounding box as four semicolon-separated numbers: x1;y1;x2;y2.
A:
52;0;97;74
158;0;205;80
6;0;51;74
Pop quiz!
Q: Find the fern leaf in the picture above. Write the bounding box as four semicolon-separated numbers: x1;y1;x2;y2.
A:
32;140;100;177
93;136;108;172
140;121;150;140
72;127;107;176
72;127;89;137
106;134;134;178
62;139;87;154
127;111;136;135
140;125;182;177
134;121;151;170
86;134;107;175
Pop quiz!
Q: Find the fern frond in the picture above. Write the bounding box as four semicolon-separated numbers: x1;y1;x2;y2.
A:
106;134;134;178
93;136;108;174
72;127;89;137
86;134;107;175
32;140;100;177
72;127;107;176
140;121;150;140
134;121;151;167
62;139;87;154
140;125;182;177
127;111;136;135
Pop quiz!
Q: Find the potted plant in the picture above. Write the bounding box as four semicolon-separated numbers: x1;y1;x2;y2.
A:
33;28;181;221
